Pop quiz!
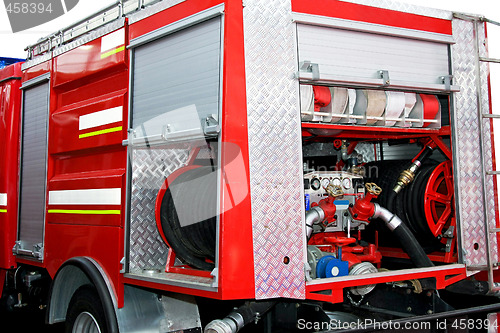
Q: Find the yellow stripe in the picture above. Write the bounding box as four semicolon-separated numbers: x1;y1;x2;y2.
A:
48;209;121;215
79;126;122;139
101;45;125;59
0;209;6;213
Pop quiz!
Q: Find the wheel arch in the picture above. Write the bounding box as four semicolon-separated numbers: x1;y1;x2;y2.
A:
46;257;119;333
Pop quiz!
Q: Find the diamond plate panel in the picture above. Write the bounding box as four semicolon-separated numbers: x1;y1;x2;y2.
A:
244;0;306;299
129;148;190;272
354;143;376;163
451;19;498;269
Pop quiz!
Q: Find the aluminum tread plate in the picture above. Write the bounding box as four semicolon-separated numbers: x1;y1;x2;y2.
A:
129;148;190;273
451;19;498;269
244;0;306;299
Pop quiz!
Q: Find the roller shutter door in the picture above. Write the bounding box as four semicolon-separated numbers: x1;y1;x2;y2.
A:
18;81;49;258
297;24;450;90
132;17;221;139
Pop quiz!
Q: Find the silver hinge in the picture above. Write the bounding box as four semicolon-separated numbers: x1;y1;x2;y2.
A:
379;70;390;86
120;257;126;274
299;61;320;81
210;267;219;288
440;75;453;91
13;241;44;260
204;114;220;137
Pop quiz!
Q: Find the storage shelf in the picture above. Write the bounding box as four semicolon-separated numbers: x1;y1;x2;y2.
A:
302;123;451;140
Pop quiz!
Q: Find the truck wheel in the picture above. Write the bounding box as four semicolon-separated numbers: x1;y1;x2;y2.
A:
65;285;106;333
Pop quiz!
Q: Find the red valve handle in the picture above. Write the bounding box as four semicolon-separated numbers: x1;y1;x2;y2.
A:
324;236;356;247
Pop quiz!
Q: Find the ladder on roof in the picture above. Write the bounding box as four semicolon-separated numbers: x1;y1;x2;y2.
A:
25;0;163;60
454;13;500;293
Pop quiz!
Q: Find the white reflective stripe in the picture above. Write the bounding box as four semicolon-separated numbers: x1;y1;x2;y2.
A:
101;28;125;53
0;193;7;206
79;106;123;131
48;188;121;205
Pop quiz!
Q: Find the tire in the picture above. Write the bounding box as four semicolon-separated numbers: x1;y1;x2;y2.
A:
65;285;106;333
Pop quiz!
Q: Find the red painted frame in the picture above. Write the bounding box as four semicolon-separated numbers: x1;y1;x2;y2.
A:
0;63;22;270
291;0;452;35
306;265;466;304
125;0;255;301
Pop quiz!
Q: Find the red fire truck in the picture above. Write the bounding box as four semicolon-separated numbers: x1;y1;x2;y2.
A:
1;0;500;332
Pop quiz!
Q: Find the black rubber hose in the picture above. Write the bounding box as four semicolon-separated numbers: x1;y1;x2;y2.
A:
417;146;435;162
386;190;396;212
161;188;215;271
392;222;434;267
160;166;217;271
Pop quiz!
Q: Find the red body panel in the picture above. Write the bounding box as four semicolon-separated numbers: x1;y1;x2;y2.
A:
52;33;126;89
218;0;256;299
44;223;123;302
22;61;50;82
291;0;452;35
128;0;224;40
38;26;129;306
0;63;22;270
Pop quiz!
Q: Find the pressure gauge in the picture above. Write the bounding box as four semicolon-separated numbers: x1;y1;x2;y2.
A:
311;178;321;191
321;178;330;188
342;178;351;189
332;178;341;187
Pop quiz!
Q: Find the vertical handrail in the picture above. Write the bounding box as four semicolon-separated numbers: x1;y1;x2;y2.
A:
472;19;496;292
454;12;499;292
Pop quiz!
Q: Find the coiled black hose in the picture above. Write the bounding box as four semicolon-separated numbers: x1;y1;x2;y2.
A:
364;159;445;260
160;166;217;271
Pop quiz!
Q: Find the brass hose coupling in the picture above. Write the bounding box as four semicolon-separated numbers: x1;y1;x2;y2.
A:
393;162;420;194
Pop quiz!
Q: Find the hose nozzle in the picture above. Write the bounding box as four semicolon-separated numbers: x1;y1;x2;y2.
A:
393;163;419;193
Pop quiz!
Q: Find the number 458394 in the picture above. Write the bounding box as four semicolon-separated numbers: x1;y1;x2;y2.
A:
6;3;53;14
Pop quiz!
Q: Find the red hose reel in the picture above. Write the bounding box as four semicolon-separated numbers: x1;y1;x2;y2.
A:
424;160;455;244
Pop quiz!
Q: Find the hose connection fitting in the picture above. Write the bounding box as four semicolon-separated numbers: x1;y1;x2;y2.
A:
349;183;381;223
305;185;343;239
393;163;419;194
393;142;436;194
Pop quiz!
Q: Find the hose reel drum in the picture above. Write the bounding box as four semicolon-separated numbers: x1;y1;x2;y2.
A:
365;159;455;247
155;165;218;271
